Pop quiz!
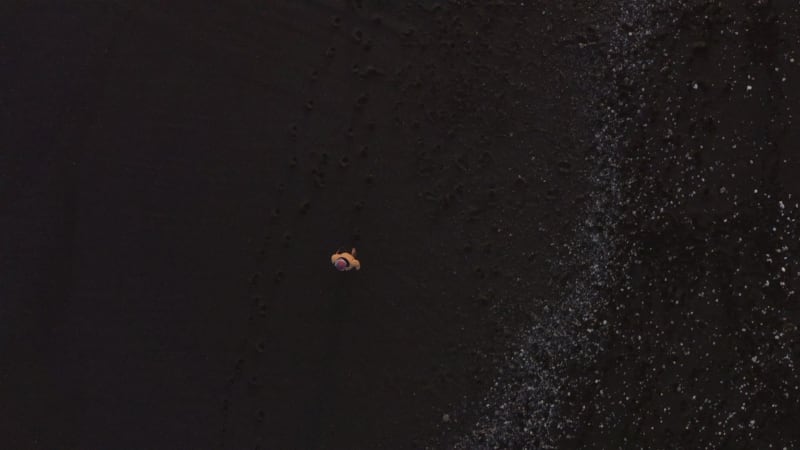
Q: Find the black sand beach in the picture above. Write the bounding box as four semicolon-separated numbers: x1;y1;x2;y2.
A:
3;1;800;449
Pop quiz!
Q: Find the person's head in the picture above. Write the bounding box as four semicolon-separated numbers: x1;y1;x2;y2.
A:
334;258;348;271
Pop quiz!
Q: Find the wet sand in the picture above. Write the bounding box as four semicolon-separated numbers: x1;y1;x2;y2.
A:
3;1;800;449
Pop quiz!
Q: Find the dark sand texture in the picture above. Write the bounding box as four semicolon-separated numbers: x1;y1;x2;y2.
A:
4;1;800;449
2;1;595;449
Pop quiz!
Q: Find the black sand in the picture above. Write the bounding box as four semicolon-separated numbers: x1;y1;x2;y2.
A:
3;1;800;449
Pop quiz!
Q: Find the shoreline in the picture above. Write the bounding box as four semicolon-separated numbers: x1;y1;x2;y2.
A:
3;1;800;448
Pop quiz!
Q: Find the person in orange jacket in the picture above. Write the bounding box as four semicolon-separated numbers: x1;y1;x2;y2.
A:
331;248;361;271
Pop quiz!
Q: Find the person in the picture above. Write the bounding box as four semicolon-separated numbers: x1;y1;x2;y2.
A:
331;248;361;271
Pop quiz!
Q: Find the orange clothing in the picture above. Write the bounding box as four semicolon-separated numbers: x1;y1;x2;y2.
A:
331;248;361;271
